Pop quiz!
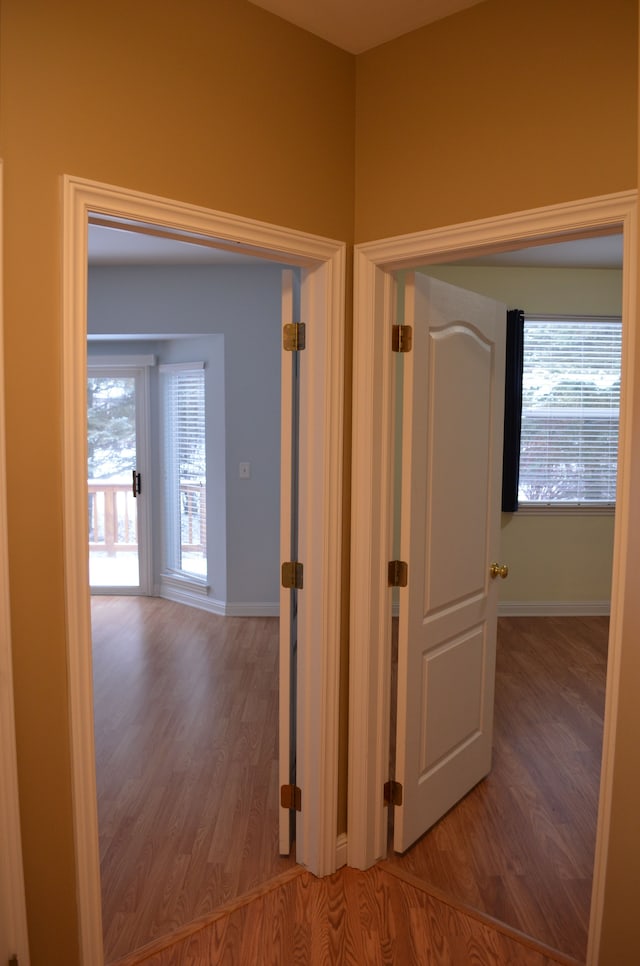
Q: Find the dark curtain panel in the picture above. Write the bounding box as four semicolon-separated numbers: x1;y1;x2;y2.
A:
501;309;525;512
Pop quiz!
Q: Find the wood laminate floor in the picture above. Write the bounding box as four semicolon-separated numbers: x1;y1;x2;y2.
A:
386;615;608;962
92;597;295;963
94;602;606;964
110;865;578;966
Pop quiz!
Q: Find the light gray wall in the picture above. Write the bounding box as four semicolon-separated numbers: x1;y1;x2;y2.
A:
88;264;286;610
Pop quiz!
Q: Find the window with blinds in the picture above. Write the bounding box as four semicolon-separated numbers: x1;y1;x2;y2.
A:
160;363;207;579
519;318;621;506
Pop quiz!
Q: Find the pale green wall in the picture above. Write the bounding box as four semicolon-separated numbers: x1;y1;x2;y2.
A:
420;265;622;609
423;265;622;317
500;513;614;606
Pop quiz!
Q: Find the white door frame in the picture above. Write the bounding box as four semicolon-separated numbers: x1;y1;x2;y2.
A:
62;175;345;964
0;161;31;965
86;361;153;596
348;190;637;966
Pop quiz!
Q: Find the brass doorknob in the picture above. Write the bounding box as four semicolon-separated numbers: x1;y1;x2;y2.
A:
490;563;509;580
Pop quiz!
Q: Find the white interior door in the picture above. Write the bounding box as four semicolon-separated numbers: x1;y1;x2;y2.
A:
394;271;507;853
279;269;299;855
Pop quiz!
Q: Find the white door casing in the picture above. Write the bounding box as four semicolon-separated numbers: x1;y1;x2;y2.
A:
62;176;345;964
348;191;637;966
279;268;297;855
394;273;505;851
0;161;31;966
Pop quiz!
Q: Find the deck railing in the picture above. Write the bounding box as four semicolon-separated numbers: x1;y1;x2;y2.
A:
179;483;207;552
88;481;206;556
88;482;138;554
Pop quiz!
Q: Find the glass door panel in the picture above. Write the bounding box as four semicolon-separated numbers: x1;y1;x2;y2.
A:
88;373;141;590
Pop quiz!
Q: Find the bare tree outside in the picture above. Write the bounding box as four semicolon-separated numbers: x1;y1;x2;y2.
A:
519;319;621;504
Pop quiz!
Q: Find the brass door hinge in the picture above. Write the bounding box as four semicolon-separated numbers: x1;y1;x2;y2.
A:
282;561;304;590
384;780;403;807
388;560;408;588
392;324;412;353
283;322;306;351
281;784;302;811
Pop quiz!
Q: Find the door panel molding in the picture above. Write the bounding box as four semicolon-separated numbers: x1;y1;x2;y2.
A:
348;190;637;966
393;274;505;853
62;175;345;964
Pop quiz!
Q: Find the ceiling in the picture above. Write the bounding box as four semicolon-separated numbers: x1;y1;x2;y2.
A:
454;234;623;270
247;0;486;54
88;223;623;270
88;225;265;266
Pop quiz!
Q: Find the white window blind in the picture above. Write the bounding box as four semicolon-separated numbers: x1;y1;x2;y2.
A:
519;318;621;505
160;363;207;579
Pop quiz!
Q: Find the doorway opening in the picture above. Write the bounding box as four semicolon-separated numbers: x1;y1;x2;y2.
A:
86;227;303;959
348;190;637;966
386;257;620;959
62;176;345;966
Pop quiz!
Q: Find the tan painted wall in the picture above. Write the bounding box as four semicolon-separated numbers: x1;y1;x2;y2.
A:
422;265;621;607
0;2;354;962
2;0;640;962
356;2;639;961
598;13;640;960
355;0;637;242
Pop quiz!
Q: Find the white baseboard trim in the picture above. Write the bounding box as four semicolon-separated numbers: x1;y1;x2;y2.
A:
224;602;280;617
335;833;348;869
498;600;611;617
158;582;280;617
159;581;226;614
394;599;610;618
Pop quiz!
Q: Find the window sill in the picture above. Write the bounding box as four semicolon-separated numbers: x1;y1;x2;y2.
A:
160;571;210;595
507;503;615;517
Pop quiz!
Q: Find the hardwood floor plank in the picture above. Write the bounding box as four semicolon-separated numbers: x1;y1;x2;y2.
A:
125;866;573;965
386;615;607;961
92;597;295;962
96;604;605;963
380;862;581;966
108;859;306;965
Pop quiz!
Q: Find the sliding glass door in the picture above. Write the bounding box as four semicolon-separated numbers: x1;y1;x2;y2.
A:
87;366;150;593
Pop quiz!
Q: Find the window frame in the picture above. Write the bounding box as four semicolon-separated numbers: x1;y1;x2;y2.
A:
516;313;621;516
159;361;208;587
